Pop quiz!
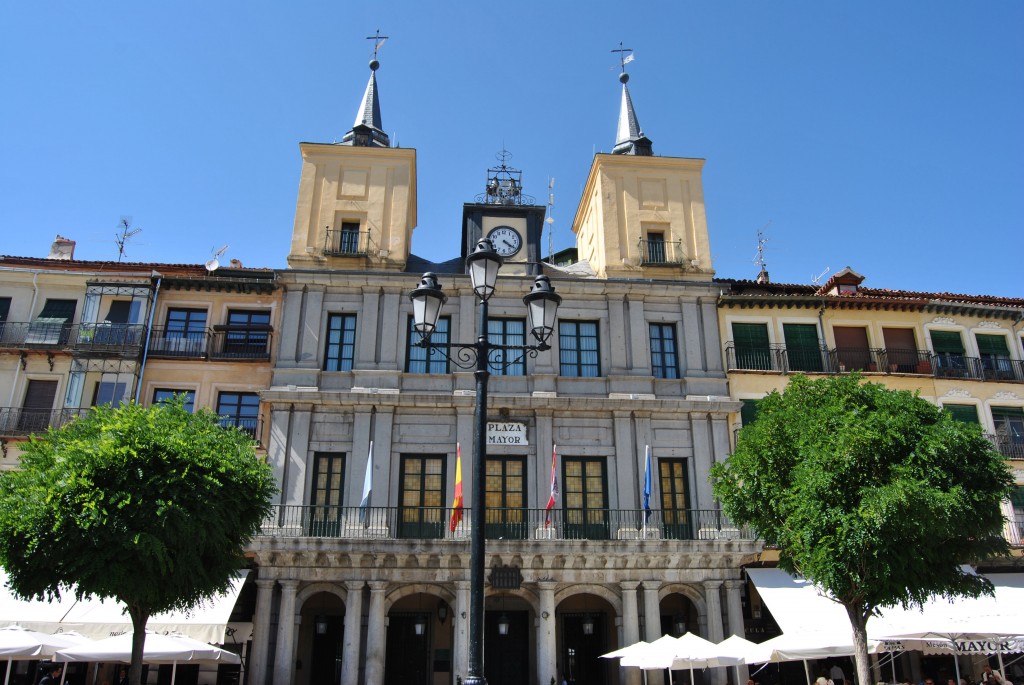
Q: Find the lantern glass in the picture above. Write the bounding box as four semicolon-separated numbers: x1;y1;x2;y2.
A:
466;240;502;301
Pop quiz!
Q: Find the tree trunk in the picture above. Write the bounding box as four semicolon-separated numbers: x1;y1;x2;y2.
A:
845;603;872;685
127;604;151;685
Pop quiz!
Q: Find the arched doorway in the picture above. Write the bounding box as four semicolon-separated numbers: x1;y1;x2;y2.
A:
484;592;531;685
385;591;450;685
560;592;614;685
300;590;345;685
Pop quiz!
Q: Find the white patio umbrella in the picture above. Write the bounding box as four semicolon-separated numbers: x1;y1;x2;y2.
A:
55;631;239;684
875;624;1024;685
601;641;650;684
0;626;82;685
622;633;744;685
715;634;766;684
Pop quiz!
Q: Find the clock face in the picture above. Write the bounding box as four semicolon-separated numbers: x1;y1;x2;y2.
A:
488;226;522;257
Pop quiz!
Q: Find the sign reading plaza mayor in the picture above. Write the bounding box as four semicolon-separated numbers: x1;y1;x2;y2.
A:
486;422;527;445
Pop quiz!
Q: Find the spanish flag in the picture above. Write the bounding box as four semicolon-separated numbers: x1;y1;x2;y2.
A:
450;443;464;532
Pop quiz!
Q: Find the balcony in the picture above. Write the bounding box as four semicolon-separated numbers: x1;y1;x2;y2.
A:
724;343;1024;383
985;433;1024;460
149;327;272;361
0;407;91;436
324;228;370;257
638;238;686;266
217;416;261;440
0;322;146;354
258;505;755;542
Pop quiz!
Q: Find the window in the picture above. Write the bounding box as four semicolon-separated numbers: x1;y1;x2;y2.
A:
484;456;526;539
731;322;772;370
166;308;207;337
406;315;449;374
153;389;195;413
220;310;271;357
930;330;967;377
943;404;979;424
783;323;823;372
649;323;679;379
93;381;128;407
833;326;871;371
398;455;445;539
216;391;259;438
340;221;360;254
645;232;666;263
992;407;1024;459
309;452;346;536
563;456;608;539
976;334;1014;380
659;458;691;540
18;380;58;432
487;318;526;376
28;299;76;344
559;321;600;377
324;314;356;371
0;297;10;324
882;328;921;373
740;399;760;426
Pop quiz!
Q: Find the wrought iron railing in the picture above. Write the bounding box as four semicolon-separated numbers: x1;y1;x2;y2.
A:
209;328;272;360
0;407;91;436
217;416;261;440
1008;516;1024;547
258;505;755;541
724;343;1023;382
638;238;686;265
324;228;370;257
147;327;211;359
0;322;146;353
985;433;1024;460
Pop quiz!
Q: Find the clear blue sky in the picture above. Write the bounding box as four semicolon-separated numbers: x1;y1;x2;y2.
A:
2;2;1021;296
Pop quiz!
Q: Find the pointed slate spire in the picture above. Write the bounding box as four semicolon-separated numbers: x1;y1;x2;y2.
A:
610;45;653;156
340;33;390;148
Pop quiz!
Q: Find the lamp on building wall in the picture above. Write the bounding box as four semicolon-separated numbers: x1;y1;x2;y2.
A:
315;594;328;635
673;615;687;636
414;594;427;636
409;241;563;685
582;613;594;636
438;600;449;623
497;612;510;636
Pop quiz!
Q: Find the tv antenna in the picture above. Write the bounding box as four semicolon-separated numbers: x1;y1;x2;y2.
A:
753;222;771;270
206;244;229;272
812;266;830;285
546;177;555;264
114;217;142;262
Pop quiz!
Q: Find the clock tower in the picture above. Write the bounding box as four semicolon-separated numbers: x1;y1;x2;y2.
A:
461;152;546;277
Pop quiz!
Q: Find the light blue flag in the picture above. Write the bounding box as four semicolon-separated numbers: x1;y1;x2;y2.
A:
359;441;373;525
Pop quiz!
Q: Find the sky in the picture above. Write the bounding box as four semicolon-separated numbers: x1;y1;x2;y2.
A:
1;2;1022;297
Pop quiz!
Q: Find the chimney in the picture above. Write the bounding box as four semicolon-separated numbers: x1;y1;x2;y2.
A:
756;267;770;285
229;258;243;268
48;235;76;260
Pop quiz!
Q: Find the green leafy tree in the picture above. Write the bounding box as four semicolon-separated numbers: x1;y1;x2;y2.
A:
0;399;277;685
711;374;1012;685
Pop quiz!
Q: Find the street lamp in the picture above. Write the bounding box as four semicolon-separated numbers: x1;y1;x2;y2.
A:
409;239;562;685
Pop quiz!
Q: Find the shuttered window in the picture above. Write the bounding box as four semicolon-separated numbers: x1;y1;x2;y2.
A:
930;330;964;354
783;323;823;372
976;334;1009;357
943;404;979;424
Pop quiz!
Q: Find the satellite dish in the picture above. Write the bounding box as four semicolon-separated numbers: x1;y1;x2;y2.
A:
205;258;220;272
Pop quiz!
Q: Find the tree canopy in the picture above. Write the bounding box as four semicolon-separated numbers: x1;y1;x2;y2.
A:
0;399;277;684
711;374;1012;685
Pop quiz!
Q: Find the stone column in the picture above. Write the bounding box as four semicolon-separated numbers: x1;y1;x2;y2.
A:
704;580;725;685
341;581;365;685
453;580;471;681
536;581;558;685
724;580;750;685
272;579;299;685
620;581;642;685
364;581;388;685
248;579;276;685
642;581;664;685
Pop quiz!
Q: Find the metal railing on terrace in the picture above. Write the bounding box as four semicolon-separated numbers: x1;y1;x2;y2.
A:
984;433;1024;460
147;327;272;361
724;343;1024;382
0;407;91;436
258;505;754;542
324;228;370;257
0;322;147;353
638;238;686;265
1008;516;1024;547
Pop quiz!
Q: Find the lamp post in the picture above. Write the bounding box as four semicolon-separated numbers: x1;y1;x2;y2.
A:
409;239;562;685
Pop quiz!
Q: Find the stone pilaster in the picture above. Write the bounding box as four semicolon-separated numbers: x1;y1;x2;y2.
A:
272;579;299;685
341;581;364;685
364;581;388;685
642;581;664;685
454;580;471;681
536;581;558;685
248;578;276;685
620;581;642;685
725;580;749;685
704;580;725;685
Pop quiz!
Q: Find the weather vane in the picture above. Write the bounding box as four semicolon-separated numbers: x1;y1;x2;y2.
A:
611;42;635;72
367;30;388;60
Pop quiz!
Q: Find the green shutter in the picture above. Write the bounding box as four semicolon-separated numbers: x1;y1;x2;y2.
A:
943;404;979;424
1010;486;1024;510
930;330;964;354
976;334;1010;356
732;323;769;349
783;323;823;372
740;399;760;426
992;406;1024;419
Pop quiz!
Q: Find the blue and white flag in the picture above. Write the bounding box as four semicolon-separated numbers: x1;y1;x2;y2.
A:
359;441;374;525
643;444;652;522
